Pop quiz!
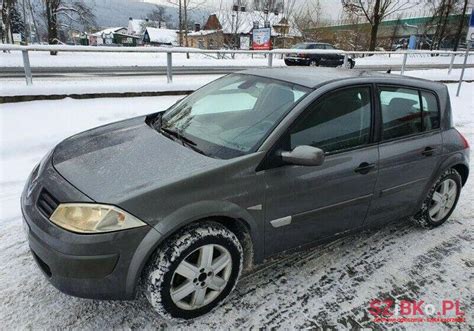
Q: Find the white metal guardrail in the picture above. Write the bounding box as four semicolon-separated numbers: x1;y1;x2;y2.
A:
0;44;472;92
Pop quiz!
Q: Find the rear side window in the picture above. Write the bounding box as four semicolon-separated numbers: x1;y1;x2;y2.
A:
379;87;439;140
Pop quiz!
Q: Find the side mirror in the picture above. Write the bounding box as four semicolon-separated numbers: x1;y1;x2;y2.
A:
281;145;325;166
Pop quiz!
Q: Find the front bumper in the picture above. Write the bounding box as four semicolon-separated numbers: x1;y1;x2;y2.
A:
21;155;160;300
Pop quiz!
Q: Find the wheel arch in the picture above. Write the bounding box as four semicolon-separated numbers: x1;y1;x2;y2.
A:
434;152;469;187
452;163;469;186
414;152;469;215
125;200;262;298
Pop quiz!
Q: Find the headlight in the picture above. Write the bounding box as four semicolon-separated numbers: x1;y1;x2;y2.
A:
50;203;147;233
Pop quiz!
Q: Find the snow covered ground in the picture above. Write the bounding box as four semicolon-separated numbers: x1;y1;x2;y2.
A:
1;74;222;97
2;69;473;97
1;51;473;68
0;85;473;329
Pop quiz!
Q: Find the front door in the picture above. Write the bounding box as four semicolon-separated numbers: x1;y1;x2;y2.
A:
261;85;379;256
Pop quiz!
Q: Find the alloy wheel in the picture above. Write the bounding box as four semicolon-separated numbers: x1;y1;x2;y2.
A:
429;178;458;222
170;244;232;310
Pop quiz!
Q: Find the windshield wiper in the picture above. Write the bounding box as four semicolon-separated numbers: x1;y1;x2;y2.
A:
159;127;207;156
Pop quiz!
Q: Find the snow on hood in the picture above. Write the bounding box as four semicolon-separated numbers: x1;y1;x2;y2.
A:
52;116;220;204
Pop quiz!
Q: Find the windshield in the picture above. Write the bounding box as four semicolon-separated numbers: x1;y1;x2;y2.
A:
159;74;311;159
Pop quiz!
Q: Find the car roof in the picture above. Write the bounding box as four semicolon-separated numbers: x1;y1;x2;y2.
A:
240;67;445;90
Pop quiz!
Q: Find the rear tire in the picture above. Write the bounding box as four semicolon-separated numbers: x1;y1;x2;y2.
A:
411;168;462;228
143;222;243;320
309;59;319;67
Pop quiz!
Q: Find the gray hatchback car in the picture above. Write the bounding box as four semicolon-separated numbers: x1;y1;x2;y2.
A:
22;68;469;319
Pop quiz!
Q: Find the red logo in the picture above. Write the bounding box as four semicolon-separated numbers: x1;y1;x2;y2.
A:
369;299;465;323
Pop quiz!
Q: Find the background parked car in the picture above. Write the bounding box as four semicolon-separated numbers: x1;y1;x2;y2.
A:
284;42;355;68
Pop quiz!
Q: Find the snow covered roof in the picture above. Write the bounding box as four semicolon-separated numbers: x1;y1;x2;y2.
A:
144;27;178;45
92;27;126;37
212;10;301;37
187;30;220;37
128;19;160;36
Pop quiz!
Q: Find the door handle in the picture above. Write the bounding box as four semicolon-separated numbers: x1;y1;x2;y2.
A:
422;147;436;157
354;162;376;175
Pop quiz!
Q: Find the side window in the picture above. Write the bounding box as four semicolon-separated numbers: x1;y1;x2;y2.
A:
289;87;372;153
421;91;440;130
379;87;422;140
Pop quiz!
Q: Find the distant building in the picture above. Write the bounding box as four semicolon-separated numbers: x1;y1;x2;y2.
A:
186;10;301;49
308;14;469;50
88;27;140;47
143;27;178;46
186;26;225;49
127;17;166;38
89;27;127;46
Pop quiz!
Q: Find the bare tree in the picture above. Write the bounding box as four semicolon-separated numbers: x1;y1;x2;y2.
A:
2;0;17;44
452;0;468;51
342;0;419;51
146;5;171;28
27;0;40;42
424;0;466;51
43;0;95;54
389;15;402;51
168;0;205;47
292;0;322;41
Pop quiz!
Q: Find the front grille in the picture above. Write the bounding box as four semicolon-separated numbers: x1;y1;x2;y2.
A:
37;189;59;218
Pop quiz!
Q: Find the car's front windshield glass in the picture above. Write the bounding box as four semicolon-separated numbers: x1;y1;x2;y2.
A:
160;74;311;159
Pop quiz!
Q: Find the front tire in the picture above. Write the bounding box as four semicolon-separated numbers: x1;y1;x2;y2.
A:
144;222;243;320
309;59;319;67
411;168;462;228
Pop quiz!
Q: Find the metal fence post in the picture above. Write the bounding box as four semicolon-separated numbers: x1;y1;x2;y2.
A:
456;42;471;97
267;52;273;67
448;53;455;74
166;52;173;83
401;53;408;75
22;50;33;85
343;54;348;68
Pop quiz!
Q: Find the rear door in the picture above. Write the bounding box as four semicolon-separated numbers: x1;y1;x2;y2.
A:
366;85;443;225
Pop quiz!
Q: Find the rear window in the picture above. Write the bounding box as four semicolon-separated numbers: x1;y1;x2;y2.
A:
379;86;440;140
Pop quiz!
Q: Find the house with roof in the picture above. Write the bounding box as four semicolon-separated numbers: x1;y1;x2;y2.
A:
88;27;140;47
186;27;225;49
143;27;178;46
88;27;126;46
128;17;166;37
185;10;301;49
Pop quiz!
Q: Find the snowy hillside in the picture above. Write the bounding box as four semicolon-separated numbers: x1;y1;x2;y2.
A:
29;0;209;31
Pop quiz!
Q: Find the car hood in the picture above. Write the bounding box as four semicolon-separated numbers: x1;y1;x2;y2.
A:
52;116;222;203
